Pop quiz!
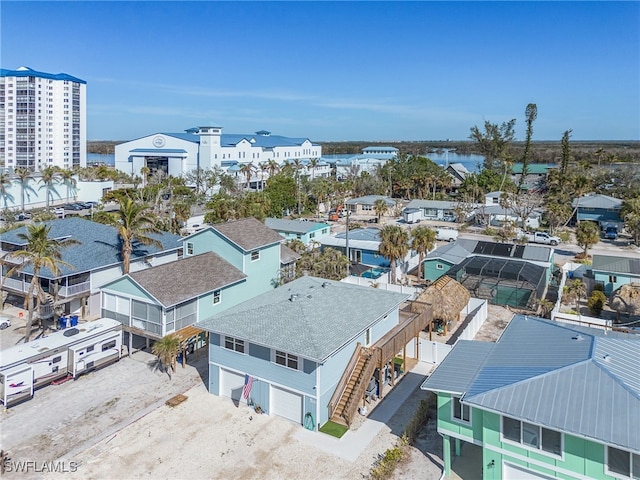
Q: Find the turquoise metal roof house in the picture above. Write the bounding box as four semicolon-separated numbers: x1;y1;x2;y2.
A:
264;218;331;245
592;253;640;295
199;276;410;429
422;315;640;480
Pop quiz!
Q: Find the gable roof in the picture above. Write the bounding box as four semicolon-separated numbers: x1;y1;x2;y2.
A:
1;217;181;278
346;195;395;206
209;218;284;252
422;315;640;451
125;252;246;308
198;276;410;363
571;194;623;209
592;254;640;276
265;218;330;235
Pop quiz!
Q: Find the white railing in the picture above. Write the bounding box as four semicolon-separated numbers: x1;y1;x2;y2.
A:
1;277;27;292
59;281;91;297
340;276;421;299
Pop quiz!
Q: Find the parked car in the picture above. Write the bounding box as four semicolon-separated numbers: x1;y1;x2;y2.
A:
0;317;11;330
515;231;561;246
604;226;619;240
66;203;85;211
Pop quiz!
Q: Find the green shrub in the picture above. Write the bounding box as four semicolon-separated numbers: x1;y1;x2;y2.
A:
593;283;605;292
587;290;607;315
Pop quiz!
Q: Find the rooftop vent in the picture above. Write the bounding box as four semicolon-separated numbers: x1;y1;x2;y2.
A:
571;334;584;341
321;282;330;288
289;294;299;302
603;354;612;362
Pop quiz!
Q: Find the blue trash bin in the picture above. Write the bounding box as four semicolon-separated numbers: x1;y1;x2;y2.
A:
58;317;67;329
70;315;79;327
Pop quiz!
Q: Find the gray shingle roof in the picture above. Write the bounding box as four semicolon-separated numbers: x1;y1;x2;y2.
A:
265;218;330;235
280;244;301;265
211;218;283;252
592;254;640;276
421;315;640;451
127;252;246;308
198;276;410;362
1;217;181;278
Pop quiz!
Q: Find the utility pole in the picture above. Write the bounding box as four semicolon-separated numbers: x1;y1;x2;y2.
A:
345;206;350;277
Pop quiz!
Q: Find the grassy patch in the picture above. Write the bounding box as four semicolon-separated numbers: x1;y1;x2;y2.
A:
319;421;348;438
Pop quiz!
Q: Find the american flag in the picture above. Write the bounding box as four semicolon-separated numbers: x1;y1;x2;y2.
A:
242;374;253;400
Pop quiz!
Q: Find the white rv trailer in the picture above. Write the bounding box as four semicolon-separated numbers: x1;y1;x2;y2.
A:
0;318;122;407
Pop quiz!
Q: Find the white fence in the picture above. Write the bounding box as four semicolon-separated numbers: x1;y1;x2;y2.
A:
416;298;489;365
551;312;611;330
340;276;421;299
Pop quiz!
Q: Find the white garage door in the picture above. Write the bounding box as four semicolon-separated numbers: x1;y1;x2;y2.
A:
271;385;302;424
220;369;246;403
503;462;555;480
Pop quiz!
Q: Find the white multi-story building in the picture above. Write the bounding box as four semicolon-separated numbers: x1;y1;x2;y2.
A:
0;66;87;171
114;127;323;183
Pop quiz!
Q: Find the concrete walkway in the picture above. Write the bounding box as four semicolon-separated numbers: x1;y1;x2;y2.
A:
295;361;434;462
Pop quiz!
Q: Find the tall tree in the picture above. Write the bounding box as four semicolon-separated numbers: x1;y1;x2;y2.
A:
39;166;59;209
621;197;640;245
575;221;600;257
469;119;516;171
2;224;79;342
111;198;162;274
58;169;77;205
14;167;35;214
519;103;537;193
0;171;13;209
560;129;573;180
373;198;388;223
410;225;436;280
239;162;256;190
378;225;409;284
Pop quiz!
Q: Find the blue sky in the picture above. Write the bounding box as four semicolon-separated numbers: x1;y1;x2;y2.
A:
2;1;639;141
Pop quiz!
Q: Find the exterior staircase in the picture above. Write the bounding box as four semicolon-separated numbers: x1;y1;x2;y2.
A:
329;345;377;427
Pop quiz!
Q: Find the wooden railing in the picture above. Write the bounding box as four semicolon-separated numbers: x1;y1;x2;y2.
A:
340;349;377;426
328;342;362;419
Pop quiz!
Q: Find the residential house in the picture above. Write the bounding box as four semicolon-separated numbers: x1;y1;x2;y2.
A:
446;163;470;193
421;239;555;308
100;218;287;348
510;163;557;191
572;194;624;230
345;195;396;216
422;315;640;480
264;218;331;246
591;254;640;295
405;199;479;222
319;228;390;277
199;276;410;428
1;217;181;318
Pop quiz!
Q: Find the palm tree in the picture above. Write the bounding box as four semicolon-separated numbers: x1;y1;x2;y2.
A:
564;279;586;314
39;166;59;209
239;162;256;190
0;171;13;209
373;198;388;223
575;221;600;257
2;223;79;342
308;158;319;180
266;159;279;177
621;197;640;245
378;225;409;284
58;169;77;206
14;167;34;214
410;225;436;279
152;335;181;378
140;166;151;188
111;197;162;274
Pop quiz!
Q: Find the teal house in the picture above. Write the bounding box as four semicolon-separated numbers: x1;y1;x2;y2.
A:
422;315;640;480
100;218;286;349
264;218;331;246
200;276;409;429
592;254;640;295
572;194;623;229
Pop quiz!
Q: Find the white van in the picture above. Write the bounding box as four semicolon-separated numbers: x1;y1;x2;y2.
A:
435;227;458;242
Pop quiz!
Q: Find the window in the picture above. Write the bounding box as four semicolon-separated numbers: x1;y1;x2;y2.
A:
213;289;221;305
87;345;94;352
609;275;618;283
436;264;444;270
607;446;640;478
102;340;117;351
250;250;260;262
186;242;194;255
275;350;299;370
224;336;245;353
452;397;470;423
502;416;562;456
52;356;62;364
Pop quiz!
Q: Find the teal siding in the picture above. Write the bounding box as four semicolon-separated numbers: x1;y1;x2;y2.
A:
186;229;244;270
593;270;636;295
423;259;453;282
250;343;271;362
101;278;157;302
241;243;281;295
196;280;248;319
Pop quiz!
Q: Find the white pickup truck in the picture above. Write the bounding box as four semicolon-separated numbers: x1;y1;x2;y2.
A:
516;231;561;246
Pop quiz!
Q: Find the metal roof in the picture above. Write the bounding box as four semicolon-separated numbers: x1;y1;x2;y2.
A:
1;66;86;84
197;276;410;363
592;254;640;276
265;218;330;235
422;315;640;451
571;194;623;209
346;195;395;206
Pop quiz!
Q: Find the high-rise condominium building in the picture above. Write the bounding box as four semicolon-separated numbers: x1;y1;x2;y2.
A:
0;66;86;171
